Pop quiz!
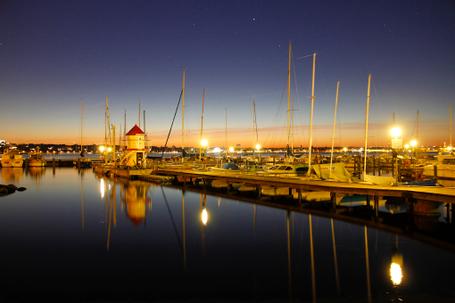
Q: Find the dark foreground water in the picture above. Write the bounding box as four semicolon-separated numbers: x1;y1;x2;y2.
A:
0;168;454;302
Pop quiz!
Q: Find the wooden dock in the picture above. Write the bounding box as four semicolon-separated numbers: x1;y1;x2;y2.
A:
156;168;455;204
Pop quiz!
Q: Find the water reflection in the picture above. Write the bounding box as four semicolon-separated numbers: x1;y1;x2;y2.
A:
389;235;404;287
1;167;23;183
0;168;453;301
120;181;151;225
200;193;209;226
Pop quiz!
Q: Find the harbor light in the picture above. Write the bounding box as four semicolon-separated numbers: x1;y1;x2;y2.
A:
404;143;410;150
201;208;209;226
106;146;113;153
389;262;403;286
390;127;402;138
342;147;348;152
200;138;209;148
446;145;453;152
98;145;106;153
228;146;235;153
255;143;262;151
390;126;403;149
213;147;222;153
409;139;417;148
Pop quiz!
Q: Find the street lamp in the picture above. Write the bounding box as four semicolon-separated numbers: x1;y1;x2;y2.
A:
390;126;403;180
255;143;262;152
199;138;208;160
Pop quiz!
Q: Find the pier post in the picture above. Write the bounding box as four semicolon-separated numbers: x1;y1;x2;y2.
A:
391;158;395;177
297;189;302;205
366;195;371;208
403;193;415;229
372;156;376;176
330;192;337;210
256;185;261;198
374;196;379;219
433;165;438;178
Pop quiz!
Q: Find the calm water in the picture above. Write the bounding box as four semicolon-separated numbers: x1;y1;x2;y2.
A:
0;167;454;302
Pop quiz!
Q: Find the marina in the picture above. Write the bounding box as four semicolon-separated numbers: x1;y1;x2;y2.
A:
1;0;455;301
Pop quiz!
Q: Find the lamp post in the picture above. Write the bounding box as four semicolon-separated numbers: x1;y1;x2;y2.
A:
390;127;402;179
200;138;208;161
409;139;417;170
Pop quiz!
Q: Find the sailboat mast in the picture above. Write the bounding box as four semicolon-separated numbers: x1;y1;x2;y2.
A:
307;53;316;176
252;99;259;144
449;105;453;147
123;109;126;148
329;81;340;179
181;68;186;155
199;88;205;160
105;96;111;146
80;101;84;153
416;110;420;145
363;74;372;178
138;99;141;128
143;109;147;148
225;108;228;153
287;41;292;152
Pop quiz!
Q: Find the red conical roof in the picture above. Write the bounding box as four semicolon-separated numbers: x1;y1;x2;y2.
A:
126;124;144;136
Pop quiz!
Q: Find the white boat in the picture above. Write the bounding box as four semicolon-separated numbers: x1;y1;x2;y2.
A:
1;151;24;168
423;154;455;180
261;164;308;177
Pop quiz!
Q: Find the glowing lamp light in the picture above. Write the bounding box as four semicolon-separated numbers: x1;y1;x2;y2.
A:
106;146;113;153
200;138;209;148
446;145;453;152
228;146;235;153
213;147;222;153
201;208;209;226
99;145;106;153
255;143;262;151
100;179;105;199
404;144;410;150
342;147;348;152
409;139;417;148
389;262;403;286
390;127;402;139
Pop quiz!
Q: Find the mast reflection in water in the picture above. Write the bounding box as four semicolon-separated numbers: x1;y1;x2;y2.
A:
0;167;453;302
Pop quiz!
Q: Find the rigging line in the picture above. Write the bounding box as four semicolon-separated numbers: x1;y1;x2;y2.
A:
296;53;314;60
263;82;287;146
161;89;184;158
160;185;183;254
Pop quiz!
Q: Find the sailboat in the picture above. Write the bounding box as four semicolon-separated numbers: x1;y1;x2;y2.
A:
360;74;395;186
75;101;92;169
1;149;23;168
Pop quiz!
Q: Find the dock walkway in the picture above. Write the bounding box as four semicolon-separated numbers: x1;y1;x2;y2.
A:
156;168;455;204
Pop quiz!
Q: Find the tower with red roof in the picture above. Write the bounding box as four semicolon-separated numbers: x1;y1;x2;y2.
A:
120;124;147;167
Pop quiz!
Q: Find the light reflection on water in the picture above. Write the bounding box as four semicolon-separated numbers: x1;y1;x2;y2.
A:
0;167;454;302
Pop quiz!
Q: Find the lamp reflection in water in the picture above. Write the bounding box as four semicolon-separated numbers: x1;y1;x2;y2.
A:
389;235;404;287
200;193;209;226
100;178;106;199
389;259;403;286
199;193;208;255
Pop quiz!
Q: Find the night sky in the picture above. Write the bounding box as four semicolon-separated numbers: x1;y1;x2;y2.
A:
0;0;454;147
